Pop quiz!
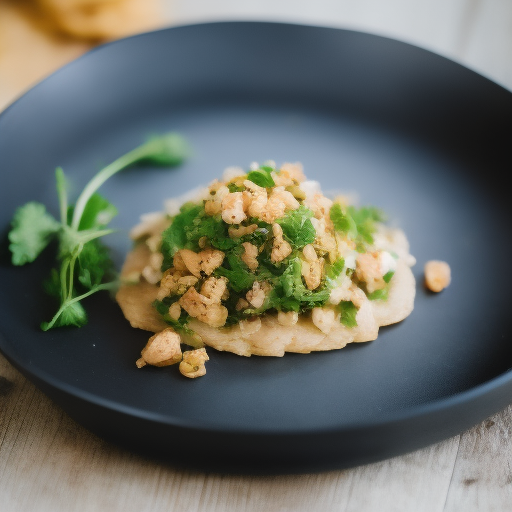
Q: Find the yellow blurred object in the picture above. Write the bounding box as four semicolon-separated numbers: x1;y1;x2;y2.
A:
35;0;164;41
0;0;166;111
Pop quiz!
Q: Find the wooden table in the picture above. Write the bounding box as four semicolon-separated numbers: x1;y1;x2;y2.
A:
1;1;511;510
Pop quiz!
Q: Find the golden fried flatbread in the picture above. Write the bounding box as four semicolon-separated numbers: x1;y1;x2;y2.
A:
116;234;416;357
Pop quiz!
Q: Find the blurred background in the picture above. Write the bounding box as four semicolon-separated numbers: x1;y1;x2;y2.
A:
0;0;511;111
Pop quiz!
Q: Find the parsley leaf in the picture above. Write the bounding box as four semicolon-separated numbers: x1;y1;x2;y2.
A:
9;202;60;265
276;205;316;249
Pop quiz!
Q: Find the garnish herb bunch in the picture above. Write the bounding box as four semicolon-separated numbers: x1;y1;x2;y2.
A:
8;133;188;330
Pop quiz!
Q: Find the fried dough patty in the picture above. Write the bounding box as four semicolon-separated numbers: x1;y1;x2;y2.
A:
116;234;416;357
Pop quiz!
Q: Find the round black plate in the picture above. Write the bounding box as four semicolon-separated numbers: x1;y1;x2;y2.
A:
1;22;511;474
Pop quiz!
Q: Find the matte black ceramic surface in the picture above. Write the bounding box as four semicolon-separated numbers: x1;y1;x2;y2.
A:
1;22;511;474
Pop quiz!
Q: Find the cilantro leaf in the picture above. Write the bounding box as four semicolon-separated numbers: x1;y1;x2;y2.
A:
184;212;237;251
337;300;358;327
278;257;330;306
161;205;241;268
241;227;269;248
78;193;118;231
276;205;316;249
55;167;68;224
325;258;345;282
43;268;62;299
227;182;245;192
136;133;190;167
247;168;275;188
41;300;88;330
77;239;115;289
9;202;60;265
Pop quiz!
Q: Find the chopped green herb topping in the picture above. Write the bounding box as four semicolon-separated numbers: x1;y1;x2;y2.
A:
276;205;316;249
227;182;245;193
329;203;357;238
367;287;389;301
383;270;395;284
329;203;385;247
337;300;358;327
215;249;257;292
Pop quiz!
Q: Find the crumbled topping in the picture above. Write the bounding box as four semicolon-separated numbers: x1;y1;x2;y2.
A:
178;248;225;277
136;328;182;368
179;286;228;327
271;223;292;263
135;161;415;369
424;260;451;292
241;242;259;270
179;348;209;378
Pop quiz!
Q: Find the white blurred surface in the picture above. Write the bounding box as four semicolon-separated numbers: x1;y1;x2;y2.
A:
168;0;512;90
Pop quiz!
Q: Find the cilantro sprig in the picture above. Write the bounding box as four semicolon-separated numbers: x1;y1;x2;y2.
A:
8;132;189;330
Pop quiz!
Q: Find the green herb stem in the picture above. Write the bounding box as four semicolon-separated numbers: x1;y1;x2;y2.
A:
71;145;147;230
42;281;118;331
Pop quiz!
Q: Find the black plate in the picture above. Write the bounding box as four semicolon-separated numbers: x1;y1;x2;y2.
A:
1;22;511;474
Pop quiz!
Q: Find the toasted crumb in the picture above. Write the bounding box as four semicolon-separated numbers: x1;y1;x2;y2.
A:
221;191;247;224
271;223;292;263
179;287;228;327
179;348;209;378
241;242;259;270
424;260;451;292
136;328;182;368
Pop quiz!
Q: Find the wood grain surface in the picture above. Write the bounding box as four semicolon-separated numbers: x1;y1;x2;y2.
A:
1;1;511;510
